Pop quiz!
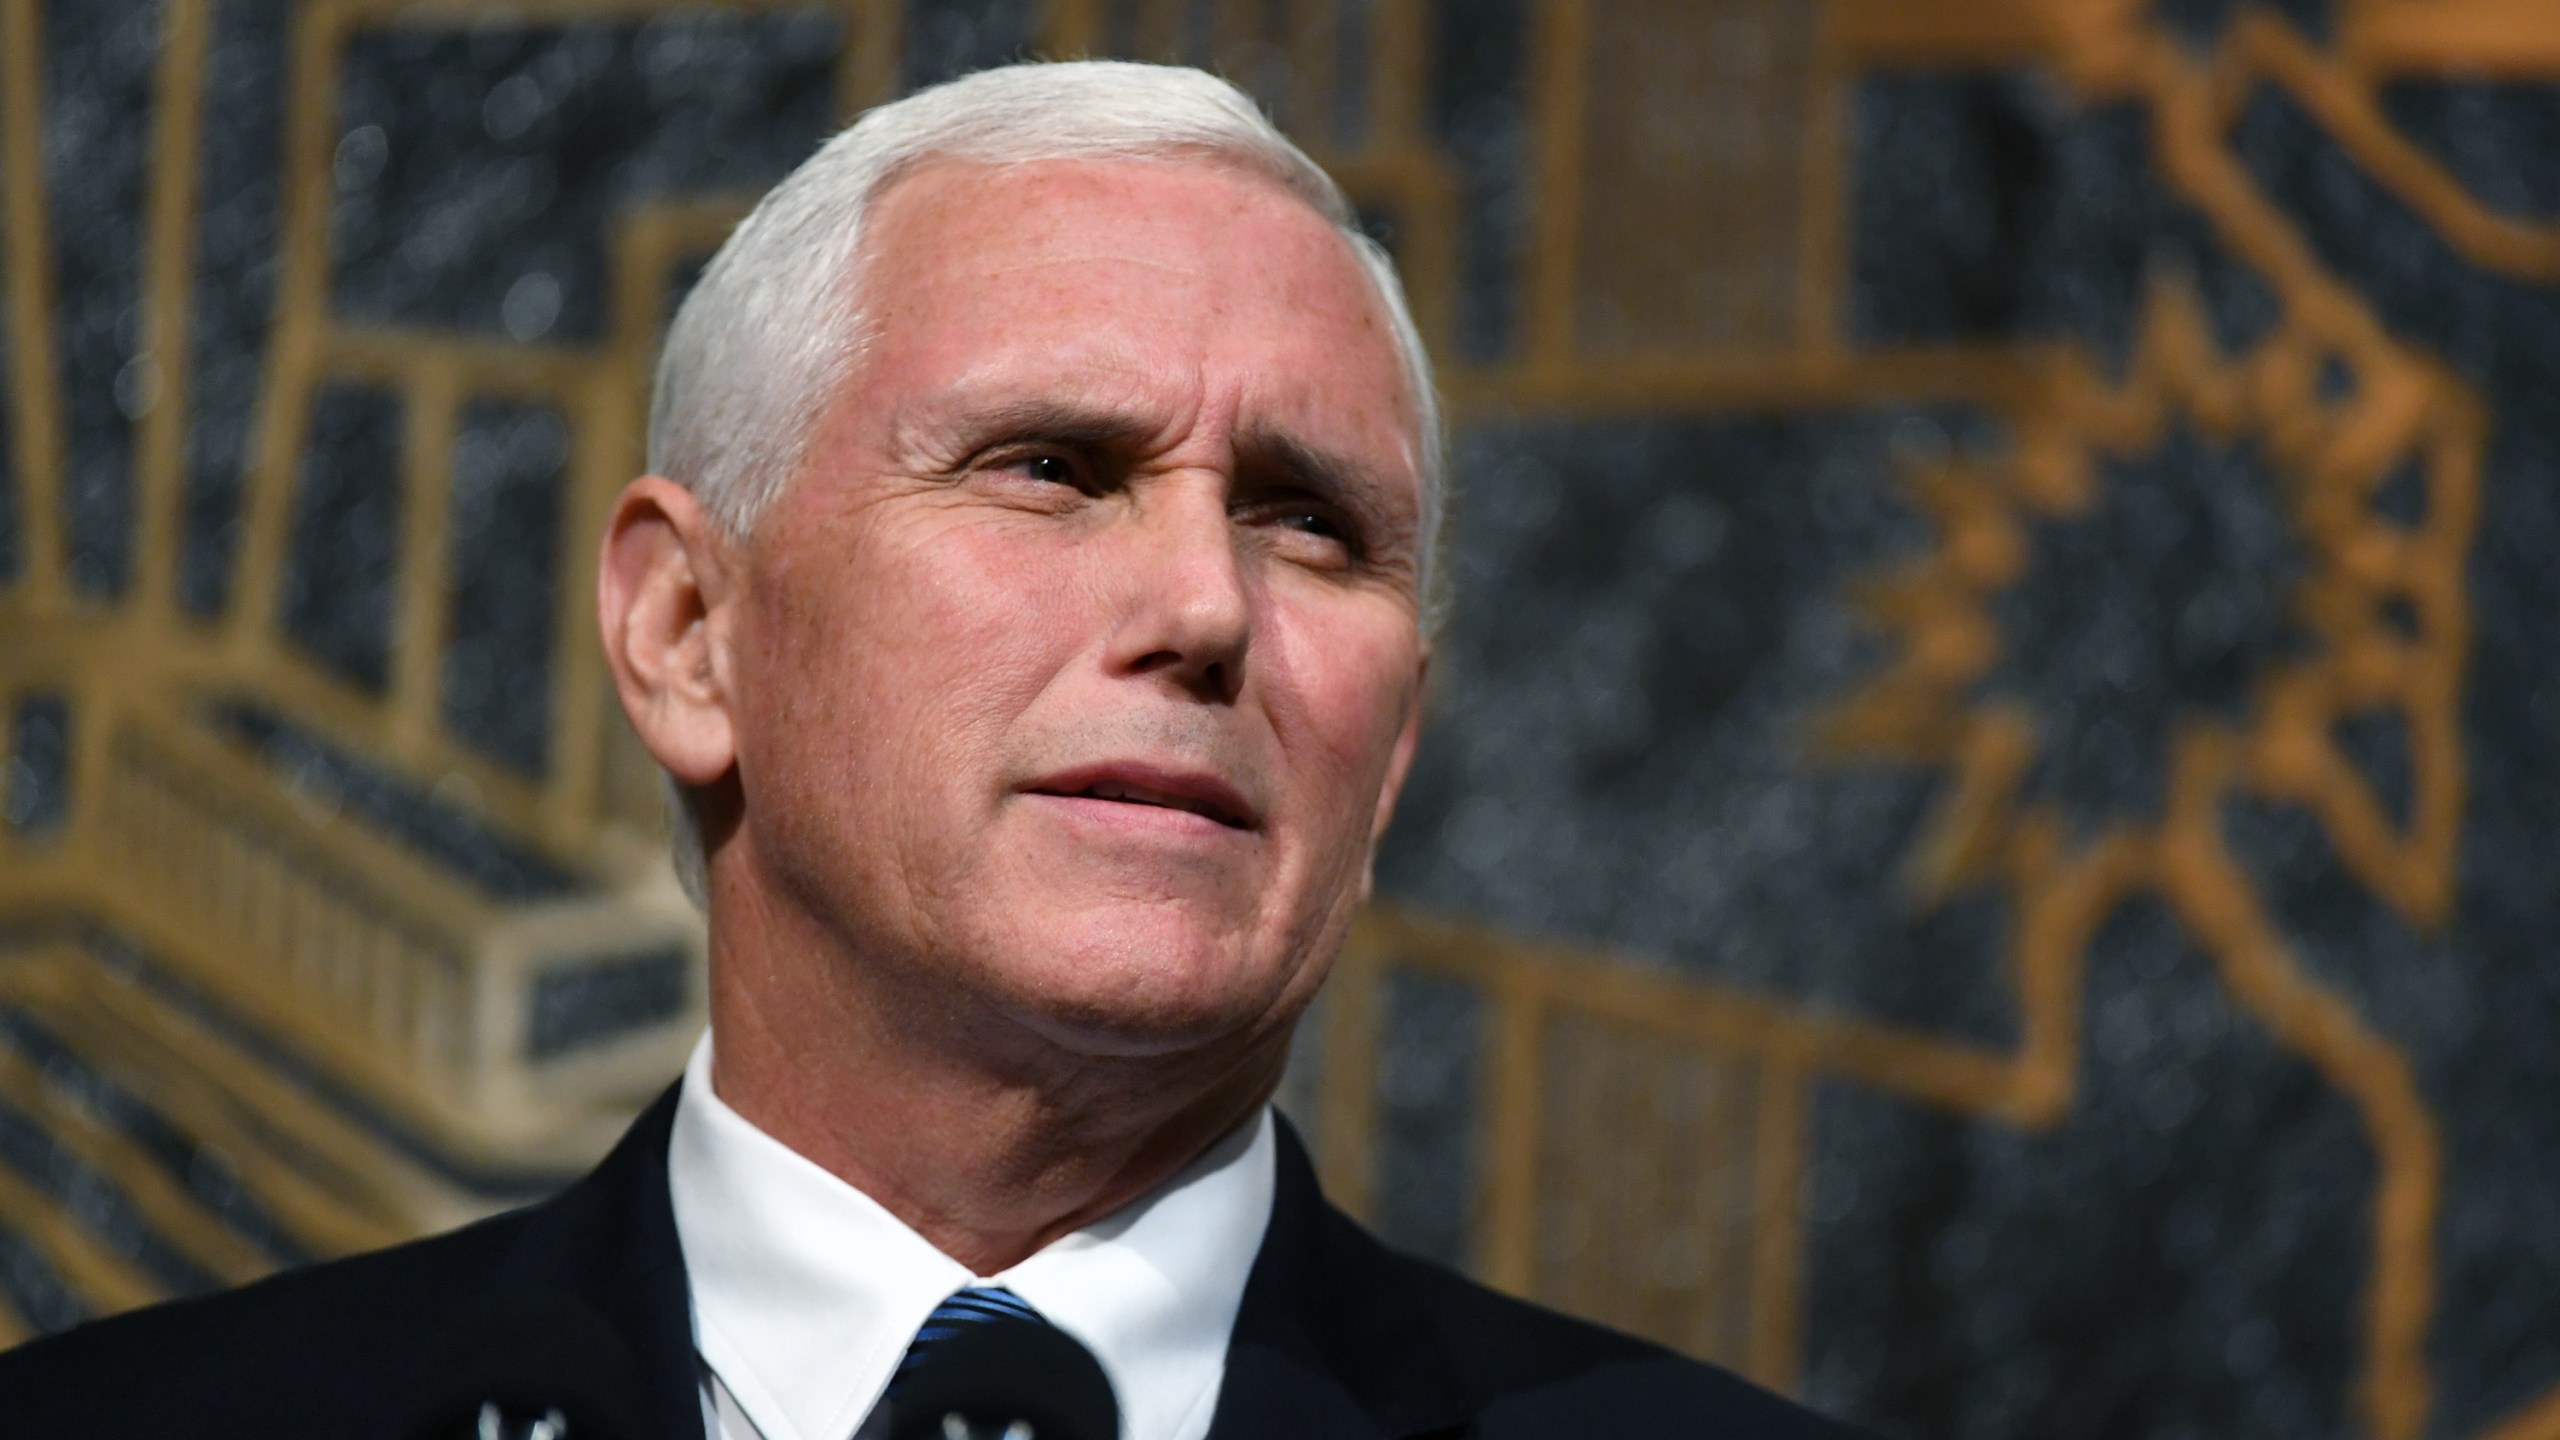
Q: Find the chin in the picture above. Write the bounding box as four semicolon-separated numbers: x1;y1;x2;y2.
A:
976;906;1301;1059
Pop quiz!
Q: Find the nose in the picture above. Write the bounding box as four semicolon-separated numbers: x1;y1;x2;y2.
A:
1104;474;1251;703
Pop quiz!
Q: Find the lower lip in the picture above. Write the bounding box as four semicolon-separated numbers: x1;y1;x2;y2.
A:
1022;792;1252;839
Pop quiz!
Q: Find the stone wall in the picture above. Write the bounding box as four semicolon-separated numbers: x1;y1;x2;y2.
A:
7;4;2560;1438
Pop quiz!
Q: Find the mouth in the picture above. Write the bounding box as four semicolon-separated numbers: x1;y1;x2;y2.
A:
1026;764;1260;831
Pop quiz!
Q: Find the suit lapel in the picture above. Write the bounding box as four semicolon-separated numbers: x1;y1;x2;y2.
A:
483;1084;705;1440
1205;1119;1469;1440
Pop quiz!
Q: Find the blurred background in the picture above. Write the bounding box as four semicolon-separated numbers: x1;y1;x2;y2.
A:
2;1;2557;1437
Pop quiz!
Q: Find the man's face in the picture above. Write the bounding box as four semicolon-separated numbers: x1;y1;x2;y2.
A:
721;157;1427;1057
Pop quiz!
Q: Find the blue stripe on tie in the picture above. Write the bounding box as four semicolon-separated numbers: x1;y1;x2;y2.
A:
889;1286;1048;1393
945;1289;1038;1315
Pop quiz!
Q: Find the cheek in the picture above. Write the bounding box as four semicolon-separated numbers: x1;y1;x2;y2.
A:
1259;603;1419;828
747;510;1097;801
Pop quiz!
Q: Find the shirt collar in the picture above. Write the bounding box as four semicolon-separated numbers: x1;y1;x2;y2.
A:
667;1031;1275;1440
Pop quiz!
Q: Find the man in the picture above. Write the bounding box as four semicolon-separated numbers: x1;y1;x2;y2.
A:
0;62;1867;1439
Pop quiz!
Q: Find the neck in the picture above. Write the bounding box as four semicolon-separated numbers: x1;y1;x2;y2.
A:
700;868;1290;1275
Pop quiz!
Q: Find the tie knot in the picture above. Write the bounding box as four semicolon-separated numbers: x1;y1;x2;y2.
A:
891;1286;1046;1394
879;1285;1120;1440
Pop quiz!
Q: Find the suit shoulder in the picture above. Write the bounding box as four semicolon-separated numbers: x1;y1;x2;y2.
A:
0;1206;528;1439
1338;1215;1872;1438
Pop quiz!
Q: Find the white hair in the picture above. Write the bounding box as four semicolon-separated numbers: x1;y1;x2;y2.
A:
645;60;1446;904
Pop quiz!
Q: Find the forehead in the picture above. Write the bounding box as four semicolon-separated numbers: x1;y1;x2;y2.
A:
838;156;1421;491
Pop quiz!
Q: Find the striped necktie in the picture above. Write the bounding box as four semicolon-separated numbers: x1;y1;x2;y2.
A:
888;1285;1047;1396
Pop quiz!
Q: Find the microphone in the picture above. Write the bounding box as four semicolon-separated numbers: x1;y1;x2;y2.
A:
402;1287;654;1440
884;1315;1121;1440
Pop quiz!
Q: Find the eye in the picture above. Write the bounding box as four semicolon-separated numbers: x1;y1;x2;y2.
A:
1277;510;1346;542
1252;503;1361;569
1013;452;1079;487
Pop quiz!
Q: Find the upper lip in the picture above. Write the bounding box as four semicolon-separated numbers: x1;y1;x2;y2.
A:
1026;761;1261;830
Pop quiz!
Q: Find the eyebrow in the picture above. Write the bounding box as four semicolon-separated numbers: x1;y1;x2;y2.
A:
891;391;1414;535
1235;423;1398;519
890;394;1171;464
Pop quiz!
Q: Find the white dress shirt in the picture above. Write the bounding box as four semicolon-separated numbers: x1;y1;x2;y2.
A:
666;1033;1275;1440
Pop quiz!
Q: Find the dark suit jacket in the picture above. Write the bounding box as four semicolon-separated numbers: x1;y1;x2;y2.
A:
0;1088;1868;1438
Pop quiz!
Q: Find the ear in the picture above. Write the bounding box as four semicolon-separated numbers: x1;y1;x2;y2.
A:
596;476;742;789
1358;652;1430;905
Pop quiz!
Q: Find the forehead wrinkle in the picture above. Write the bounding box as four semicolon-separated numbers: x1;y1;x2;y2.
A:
966;249;1217;283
